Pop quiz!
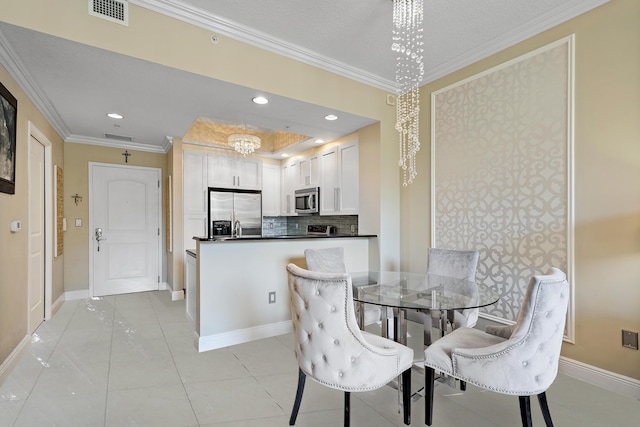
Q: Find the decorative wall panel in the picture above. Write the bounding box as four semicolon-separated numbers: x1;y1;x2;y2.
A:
432;37;574;334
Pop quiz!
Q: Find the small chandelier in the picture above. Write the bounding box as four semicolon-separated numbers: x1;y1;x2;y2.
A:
228;133;261;156
392;0;424;186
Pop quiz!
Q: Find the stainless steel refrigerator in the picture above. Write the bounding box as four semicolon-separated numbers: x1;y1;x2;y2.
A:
207;188;262;238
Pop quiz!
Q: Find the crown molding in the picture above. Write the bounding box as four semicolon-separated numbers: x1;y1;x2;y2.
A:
133;0;608;90
422;0;609;84
0;28;70;140
162;136;173;152
65;134;167;153
130;0;398;92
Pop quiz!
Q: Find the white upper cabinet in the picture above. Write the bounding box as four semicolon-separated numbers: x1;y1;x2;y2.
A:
297;153;319;188
319;140;359;215
337;141;359;214
262;163;281;217
281;161;298;216
319;148;338;214
207;154;262;190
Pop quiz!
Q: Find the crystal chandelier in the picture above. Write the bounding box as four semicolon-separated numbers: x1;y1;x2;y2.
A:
392;0;424;186
228;133;261;156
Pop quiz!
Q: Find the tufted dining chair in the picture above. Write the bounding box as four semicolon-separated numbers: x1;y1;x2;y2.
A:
304;247;385;327
423;267;569;427
406;248;480;346
286;263;414;426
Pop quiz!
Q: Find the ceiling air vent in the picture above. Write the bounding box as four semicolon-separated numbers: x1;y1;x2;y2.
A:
88;0;129;26
105;133;133;142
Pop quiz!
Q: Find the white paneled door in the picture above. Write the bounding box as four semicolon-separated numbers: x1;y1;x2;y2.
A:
90;163;161;297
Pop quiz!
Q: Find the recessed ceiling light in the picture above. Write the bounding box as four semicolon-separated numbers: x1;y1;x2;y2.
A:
281;153;289;157
252;96;269;105
107;113;124;119
324;114;338;121
315;139;325;144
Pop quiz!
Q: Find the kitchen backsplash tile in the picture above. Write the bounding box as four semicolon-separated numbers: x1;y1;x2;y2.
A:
262;215;358;237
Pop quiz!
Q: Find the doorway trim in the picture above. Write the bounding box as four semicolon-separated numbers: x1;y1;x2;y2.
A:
27;122;53;327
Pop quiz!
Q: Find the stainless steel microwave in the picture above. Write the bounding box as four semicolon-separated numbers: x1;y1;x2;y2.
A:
295;187;319;214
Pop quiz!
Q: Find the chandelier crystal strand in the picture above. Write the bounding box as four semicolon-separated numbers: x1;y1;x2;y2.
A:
228;133;261;156
392;0;424;186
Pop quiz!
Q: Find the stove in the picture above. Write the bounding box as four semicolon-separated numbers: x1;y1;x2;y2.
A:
306;224;336;236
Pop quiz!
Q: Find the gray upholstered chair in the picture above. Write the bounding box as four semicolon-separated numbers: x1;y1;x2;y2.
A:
304;247;384;327
286;263;414;426
423;267;569;427
406;248;480;346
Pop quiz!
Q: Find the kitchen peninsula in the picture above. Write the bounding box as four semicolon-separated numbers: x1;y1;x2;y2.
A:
187;234;377;352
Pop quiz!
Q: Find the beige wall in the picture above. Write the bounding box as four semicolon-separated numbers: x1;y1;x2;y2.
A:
0;65;64;366
63;143;167;291
401;0;640;379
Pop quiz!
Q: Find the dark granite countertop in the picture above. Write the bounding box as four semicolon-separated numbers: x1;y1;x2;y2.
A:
192;234;376;242
187;234;376;256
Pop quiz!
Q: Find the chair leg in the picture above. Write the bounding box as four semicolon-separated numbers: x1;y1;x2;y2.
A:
344;391;350;427
518;396;533;427
423;312;433;347
425;367;435;426
537;392;554;427
401;368;412;425
460;380;466;391
289;369;306;425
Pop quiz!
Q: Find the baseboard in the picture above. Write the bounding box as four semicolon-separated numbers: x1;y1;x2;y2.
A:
159;282;184;301
197;320;293;352
64;289;89;301
0;335;30;386
559;356;640;400
51;293;65;315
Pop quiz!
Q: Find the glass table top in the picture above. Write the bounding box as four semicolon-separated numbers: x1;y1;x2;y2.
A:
350;271;500;312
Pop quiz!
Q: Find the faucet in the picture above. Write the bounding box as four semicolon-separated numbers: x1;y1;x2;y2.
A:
233;219;242;237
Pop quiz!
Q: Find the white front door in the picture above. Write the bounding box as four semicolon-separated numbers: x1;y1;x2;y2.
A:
90;163;161;297
28;134;45;333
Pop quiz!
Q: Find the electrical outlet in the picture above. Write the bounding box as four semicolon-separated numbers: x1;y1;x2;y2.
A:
622;330;638;350
268;291;276;304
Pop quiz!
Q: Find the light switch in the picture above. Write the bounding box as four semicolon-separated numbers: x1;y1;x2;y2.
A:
75;218;82;227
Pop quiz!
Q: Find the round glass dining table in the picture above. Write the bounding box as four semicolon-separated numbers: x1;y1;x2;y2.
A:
350;271;500;345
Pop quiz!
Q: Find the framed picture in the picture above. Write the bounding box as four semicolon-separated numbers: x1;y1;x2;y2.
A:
0;81;17;195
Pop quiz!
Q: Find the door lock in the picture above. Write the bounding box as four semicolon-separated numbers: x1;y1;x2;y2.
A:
95;227;107;251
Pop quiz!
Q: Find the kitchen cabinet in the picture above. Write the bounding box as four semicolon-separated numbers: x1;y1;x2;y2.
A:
279;153;319;216
281;161;298;216
297;153;319;188
183;150;207;250
319;140;359;215
207;154;262;190
262;163;281;216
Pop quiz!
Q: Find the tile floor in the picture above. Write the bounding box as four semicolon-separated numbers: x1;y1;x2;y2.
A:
1;290;638;426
